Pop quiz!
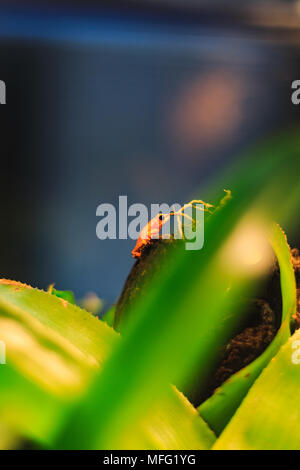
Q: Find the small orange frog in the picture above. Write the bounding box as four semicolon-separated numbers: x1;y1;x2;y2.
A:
132;199;214;259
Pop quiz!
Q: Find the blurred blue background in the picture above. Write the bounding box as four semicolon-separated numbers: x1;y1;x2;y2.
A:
0;1;299;308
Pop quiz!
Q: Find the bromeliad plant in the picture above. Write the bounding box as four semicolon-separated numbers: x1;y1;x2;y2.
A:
0;130;300;450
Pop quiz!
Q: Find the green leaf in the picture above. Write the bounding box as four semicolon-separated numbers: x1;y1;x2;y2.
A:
0;280;118;442
0;363;65;445
51;288;76;305
213;327;300;449
101;306;116;328
198;223;297;434
0;280;214;449
92;386;216;450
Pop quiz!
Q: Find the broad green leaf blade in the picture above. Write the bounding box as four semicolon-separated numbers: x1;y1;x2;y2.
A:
0;422;19;450
0;280;118;442
0;363;66;444
198;223;297;434
97;387;216;450
0;280;118;392
145;387;215;450
0;280;214;449
214;328;300;450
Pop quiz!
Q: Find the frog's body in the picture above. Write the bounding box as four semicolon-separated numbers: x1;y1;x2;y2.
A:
131;213;169;259
131;197;216;260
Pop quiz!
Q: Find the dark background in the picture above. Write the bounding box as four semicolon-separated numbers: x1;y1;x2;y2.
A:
0;1;299;309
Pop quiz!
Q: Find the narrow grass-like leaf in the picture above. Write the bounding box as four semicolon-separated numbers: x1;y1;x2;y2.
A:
198;223;297;434
213;327;300;449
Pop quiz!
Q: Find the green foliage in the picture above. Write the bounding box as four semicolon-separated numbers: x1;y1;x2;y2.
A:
214;328;300;450
51;288;76;305
0;130;300;449
101;306;116;327
0;281;214;449
0;280;118;444
57;131;300;449
198;223;297;434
